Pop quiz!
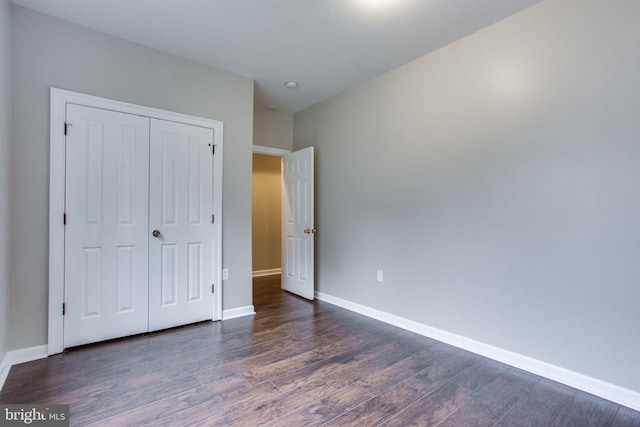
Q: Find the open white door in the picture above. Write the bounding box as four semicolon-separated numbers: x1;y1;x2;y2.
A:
282;147;315;300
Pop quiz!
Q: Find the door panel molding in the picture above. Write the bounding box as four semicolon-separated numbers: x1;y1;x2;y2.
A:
49;88;223;355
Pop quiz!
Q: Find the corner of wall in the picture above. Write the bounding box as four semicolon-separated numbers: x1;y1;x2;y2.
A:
0;0;13;383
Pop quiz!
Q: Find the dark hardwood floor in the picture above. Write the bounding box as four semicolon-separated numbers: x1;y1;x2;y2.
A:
2;276;640;426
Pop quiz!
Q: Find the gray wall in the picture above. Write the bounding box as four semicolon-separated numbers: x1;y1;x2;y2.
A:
0;0;11;365
294;0;640;393
10;5;254;350
253;105;293;151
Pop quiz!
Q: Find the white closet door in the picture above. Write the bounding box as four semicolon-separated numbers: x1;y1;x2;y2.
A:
148;119;215;331
64;105;150;348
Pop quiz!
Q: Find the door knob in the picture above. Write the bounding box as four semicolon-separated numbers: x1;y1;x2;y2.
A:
303;228;317;234
152;230;161;238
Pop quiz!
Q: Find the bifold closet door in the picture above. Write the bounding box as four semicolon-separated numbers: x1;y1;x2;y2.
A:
64;106;215;348
64;105;150;348
148;119;215;331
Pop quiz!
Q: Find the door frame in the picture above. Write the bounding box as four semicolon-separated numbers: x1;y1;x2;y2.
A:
48;88;224;355
253;145;290;157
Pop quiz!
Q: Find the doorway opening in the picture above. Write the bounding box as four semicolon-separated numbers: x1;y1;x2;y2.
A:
252;144;315;303
252;146;288;306
252;152;283;278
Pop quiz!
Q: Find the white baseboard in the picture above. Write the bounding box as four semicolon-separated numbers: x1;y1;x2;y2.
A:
315;291;640;412
222;305;256;321
0;352;9;391
0;345;48;391
252;268;282;278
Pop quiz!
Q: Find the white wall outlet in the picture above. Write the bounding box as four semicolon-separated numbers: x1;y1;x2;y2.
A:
377;269;384;282
222;268;229;280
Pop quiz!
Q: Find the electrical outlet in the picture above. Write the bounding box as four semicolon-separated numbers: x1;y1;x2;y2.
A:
222;268;229;280
376;270;384;282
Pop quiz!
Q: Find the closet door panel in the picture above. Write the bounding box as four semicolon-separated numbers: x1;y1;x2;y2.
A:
148;119;215;331
64;104;150;348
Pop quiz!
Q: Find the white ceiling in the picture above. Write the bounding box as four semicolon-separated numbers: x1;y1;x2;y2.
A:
10;0;540;113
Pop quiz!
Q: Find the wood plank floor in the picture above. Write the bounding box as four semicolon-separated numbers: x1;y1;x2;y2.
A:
2;276;640;426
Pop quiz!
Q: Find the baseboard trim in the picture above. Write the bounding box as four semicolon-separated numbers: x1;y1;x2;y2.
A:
0;353;9;391
315;291;640;412
252;269;282;278
222;305;256;321
0;345;48;391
